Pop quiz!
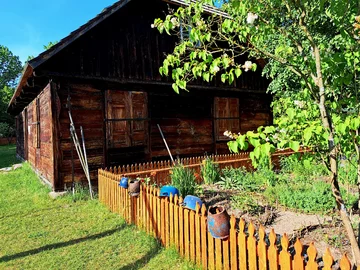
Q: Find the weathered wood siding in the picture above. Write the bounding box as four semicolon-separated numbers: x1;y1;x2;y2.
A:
149;92;213;158
38;0;268;92
56;84;104;187
25;84;55;185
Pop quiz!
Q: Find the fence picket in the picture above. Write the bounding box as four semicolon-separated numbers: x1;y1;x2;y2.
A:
247;222;257;270
293;238;304;270
306;243;318;270
238;219;247;270
98;168;359;270
323;248;333;270
257;225;267;270
195;203;202;266
208;231;215;270
280;234;292;270
201;205;208;269
268;229;278;270
229;215;237;270
184;209;190;260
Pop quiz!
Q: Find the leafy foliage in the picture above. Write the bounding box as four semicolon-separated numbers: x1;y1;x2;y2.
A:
200;158;220;184
154;1;360;259
170;164;197;197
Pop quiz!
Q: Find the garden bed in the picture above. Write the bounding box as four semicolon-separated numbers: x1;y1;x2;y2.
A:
170;153;359;262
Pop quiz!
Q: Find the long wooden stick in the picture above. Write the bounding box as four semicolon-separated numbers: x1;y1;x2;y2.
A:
80;126;93;199
157;124;175;164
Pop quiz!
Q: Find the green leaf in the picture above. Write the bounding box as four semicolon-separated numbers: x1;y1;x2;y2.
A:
172;83;179;94
289;141;300;152
227;141;239;153
203;72;210;82
234;68;242;78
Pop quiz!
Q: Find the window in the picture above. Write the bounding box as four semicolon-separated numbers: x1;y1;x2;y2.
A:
214;97;240;141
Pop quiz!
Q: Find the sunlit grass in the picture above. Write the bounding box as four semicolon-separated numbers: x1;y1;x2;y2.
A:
0;156;196;269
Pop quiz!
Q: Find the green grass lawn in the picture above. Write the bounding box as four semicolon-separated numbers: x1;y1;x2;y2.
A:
0;148;196;269
0;144;18;168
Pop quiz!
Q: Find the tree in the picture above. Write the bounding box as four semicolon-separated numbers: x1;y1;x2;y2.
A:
153;0;360;263
0;45;22;89
0;45;22;126
27;41;58;61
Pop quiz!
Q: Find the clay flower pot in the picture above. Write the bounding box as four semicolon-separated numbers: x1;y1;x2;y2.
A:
207;206;230;239
129;180;140;196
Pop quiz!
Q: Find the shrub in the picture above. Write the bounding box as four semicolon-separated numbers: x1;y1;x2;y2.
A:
218;167;265;191
170;165;197;197
200;158;220;184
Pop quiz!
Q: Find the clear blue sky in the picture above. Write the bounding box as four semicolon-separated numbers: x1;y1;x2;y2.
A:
0;0;117;64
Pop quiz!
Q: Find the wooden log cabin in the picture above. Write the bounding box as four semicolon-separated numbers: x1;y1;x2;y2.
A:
8;0;272;191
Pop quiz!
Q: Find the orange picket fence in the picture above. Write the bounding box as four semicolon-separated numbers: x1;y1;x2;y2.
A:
98;169;358;270
107;149;299;186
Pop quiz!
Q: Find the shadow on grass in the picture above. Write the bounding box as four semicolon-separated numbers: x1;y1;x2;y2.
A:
0;224;127;263
0;144;18;169
118;242;162;270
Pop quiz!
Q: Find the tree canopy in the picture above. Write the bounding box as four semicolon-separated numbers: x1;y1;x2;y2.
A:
153;0;360;264
0;45;22;127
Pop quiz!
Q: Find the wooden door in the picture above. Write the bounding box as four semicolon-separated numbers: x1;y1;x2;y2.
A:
105;90;148;149
130;92;147;146
214;97;240;140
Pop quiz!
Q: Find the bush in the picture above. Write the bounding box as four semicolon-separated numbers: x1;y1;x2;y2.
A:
218;167;266;191
200;158;220;184
170;165;197;197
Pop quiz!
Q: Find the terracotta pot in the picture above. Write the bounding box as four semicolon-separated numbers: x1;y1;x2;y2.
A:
207;206;230;239
129;180;140;196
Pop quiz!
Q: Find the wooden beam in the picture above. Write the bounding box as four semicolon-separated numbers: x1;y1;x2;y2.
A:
41;71;267;94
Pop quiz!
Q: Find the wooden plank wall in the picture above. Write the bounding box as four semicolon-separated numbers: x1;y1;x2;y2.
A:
57;84;104;187
25;84;55;185
38;0;268;92
149;93;213;158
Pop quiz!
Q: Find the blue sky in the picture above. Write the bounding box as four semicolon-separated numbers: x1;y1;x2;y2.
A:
0;0;116;64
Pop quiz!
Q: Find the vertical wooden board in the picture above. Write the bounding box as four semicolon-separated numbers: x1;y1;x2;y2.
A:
279;234;292;270
229;215;238;270
146;187;150;234
208;232;215;270
339;254;351;270
179;198;184;256
201;214;208;269
174;195;179;250
268;229;278;270
238;219;247;270
323;248;333;270
169;194;174;246
148;187;153;233
257;226;267;270
195;204;202;266
161;198;165;246
215;238;222;270
152;189;157;237
293;239;304;270
247;222;257;270
222;238;230;270
157;191;161;240
184;209;190;260
189;210;196;263
165;197;169;247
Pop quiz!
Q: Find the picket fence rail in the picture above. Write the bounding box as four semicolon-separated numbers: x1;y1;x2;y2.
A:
107;149;299;186
98;169;359;270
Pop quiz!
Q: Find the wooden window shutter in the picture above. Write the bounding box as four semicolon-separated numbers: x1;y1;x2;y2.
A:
214;97;240;141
